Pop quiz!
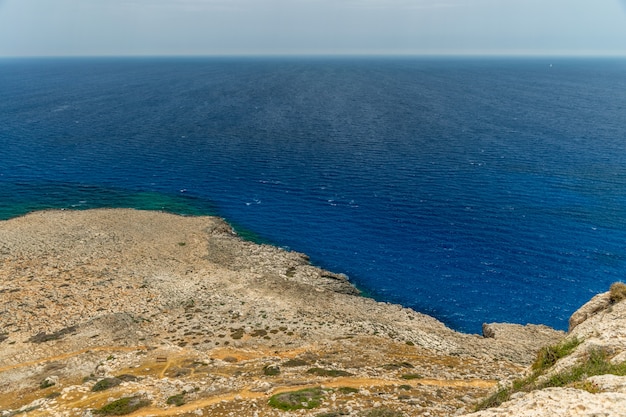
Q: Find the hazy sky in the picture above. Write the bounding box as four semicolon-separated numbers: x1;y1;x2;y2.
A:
1;0;626;57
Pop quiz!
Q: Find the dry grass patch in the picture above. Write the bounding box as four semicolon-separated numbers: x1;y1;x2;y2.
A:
609;282;626;304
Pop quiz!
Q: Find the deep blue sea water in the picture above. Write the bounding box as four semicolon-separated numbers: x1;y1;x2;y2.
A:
1;57;626;334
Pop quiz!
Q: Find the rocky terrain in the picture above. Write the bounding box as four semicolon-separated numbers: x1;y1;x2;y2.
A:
0;209;622;416
464;283;626;417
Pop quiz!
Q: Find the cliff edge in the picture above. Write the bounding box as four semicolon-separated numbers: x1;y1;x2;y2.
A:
0;209;571;416
465;283;626;417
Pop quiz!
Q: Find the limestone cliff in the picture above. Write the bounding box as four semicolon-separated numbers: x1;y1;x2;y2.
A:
464;283;626;417
0;209;572;416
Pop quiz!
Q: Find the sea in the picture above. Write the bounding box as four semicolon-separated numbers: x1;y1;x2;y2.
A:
1;56;625;334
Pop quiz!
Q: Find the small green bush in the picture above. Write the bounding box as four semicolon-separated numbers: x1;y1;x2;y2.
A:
400;373;422;380
166;393;185;407
532;337;581;372
92;377;121;392
268;387;325;411
609;282;626;304
116;374;138;382
230;328;245;339
39;378;56;389
95;396;150;415
283;358;309;367
337;386;359;394
263;365;281;376
542;349;626;388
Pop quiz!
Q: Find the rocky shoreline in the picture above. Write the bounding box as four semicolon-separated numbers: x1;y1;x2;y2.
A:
1;209;624;416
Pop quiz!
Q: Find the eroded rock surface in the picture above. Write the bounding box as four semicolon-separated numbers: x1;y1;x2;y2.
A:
466;287;626;417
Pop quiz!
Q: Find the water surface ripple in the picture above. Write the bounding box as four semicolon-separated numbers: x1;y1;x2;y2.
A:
1;57;626;333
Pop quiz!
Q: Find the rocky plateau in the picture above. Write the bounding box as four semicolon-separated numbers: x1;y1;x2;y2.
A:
1;209;624;416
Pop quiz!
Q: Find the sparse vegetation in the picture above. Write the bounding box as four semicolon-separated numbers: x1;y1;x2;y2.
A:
400;373;422;380
283;358;308;367
39;378;55;389
609;281;626;304
337;386;359;394
251;329;268;337
94;396;150;415
359;408;405;417
533;337;582;372
268;387;325;411
475;340;626;412
263;365;281;376
382;362;414;370
166;393;186;406
317;411;349;417
92;377;121;392
542;348;626;388
28;326;77;343
230;328;245;339
307;367;353;377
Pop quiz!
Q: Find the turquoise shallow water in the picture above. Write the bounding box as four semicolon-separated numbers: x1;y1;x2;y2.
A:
2;57;626;333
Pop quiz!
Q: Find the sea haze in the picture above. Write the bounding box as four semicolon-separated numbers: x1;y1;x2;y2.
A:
1;57;626;333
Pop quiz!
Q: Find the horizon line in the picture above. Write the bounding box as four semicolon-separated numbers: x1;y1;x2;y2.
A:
2;51;626;60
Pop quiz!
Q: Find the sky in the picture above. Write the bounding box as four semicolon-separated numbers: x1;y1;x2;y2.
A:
0;0;626;57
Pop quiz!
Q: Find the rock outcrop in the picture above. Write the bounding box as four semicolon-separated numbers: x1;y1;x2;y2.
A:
465;285;626;417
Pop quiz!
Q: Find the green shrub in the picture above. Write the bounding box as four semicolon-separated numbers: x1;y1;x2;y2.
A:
609;282;626;304
116;374;138;382
39;378;56;389
307;368;353;377
166;393;185;407
474;385;515;411
95;396;150;415
400;373;422;380
532;337;581;372
268;387;325;411
283;358;309;367
542;349;626;389
28;326;77;343
263;365;281;376
92;377;122;392
382;362;414;370
230;328;245;339
337;386;359;394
